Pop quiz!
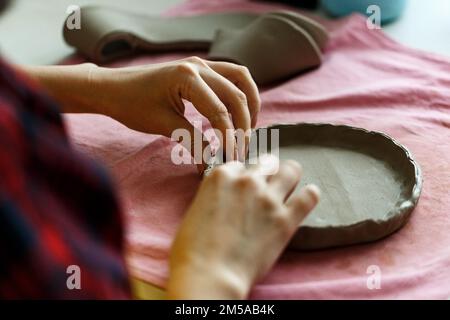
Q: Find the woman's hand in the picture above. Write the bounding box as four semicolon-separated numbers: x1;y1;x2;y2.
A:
167;156;320;299
23;57;261;172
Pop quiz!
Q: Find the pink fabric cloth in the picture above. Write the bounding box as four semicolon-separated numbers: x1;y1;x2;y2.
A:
64;0;450;299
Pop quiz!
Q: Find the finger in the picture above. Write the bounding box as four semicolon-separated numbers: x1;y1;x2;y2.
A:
180;71;237;162
217;160;246;177
205;61;261;127
199;67;251;161
286;184;320;225
268;160;303;202
168;114;211;174
248;153;280;179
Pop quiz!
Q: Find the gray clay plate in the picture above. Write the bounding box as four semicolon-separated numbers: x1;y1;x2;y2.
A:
208;123;422;250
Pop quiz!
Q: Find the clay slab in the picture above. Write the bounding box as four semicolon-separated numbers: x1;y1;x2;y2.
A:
63;7;328;85
209;123;422;250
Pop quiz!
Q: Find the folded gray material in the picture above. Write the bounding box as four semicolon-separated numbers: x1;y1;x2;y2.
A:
63;6;329;85
208;14;324;85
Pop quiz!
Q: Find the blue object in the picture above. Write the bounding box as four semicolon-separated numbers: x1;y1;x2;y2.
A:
321;0;407;24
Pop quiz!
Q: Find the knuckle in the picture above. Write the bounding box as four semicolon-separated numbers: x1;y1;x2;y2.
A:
208;166;229;183
236;65;251;77
186;56;205;66
257;193;279;212
176;62;197;76
234;89;248;106
209;106;230;124
222;161;245;174
216;105;230;117
235;174;260;190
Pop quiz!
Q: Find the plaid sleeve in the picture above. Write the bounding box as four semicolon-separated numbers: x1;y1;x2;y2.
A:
0;58;131;299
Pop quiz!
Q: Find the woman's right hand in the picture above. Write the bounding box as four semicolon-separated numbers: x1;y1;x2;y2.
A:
167;156;320;299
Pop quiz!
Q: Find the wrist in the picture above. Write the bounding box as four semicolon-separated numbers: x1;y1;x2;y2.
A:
87;65;140;122
167;262;251;300
21;63;109;114
84;64;119;116
63;62;109;114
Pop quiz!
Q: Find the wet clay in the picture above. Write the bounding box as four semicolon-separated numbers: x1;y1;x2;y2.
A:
208;14;323;85
63;7;328;85
208;123;422;250
64;6;257;62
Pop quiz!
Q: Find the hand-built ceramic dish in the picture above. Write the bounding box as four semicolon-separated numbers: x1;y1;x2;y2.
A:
207;123;422;250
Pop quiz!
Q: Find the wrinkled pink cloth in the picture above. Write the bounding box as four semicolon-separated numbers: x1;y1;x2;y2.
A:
64;0;450;299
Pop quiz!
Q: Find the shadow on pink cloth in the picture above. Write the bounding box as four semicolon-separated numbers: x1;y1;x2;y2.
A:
63;0;450;299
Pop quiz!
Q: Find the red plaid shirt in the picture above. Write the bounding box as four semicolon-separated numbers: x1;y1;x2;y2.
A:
0;58;130;299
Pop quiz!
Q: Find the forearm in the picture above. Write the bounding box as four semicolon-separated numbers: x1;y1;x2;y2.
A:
20;63;111;114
